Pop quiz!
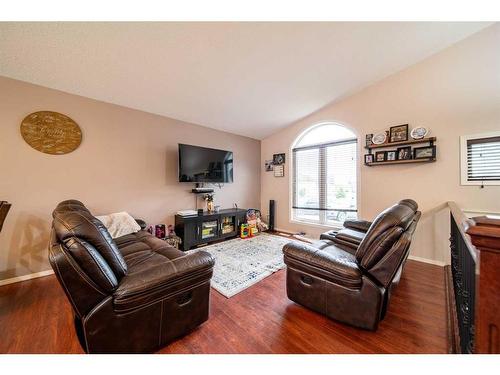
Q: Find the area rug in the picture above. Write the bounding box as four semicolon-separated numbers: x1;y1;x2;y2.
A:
187;233;297;298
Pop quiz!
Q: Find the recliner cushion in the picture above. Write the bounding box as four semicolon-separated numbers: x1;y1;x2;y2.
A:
283;240;362;289
114;249;214;313
335;228;365;246
355;201;417;266
64;237;118;292
53;200;128;280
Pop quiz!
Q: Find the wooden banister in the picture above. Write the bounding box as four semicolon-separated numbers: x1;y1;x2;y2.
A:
466;215;500;354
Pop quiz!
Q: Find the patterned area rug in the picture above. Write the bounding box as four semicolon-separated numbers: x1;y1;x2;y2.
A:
187;233;297;298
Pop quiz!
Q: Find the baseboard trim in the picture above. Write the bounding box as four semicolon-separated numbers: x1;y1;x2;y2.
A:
408;255;446;267
0;269;54;287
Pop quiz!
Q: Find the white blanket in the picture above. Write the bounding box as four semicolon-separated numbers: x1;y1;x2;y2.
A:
95;211;141;239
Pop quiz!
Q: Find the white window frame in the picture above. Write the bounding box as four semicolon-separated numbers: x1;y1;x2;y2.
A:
290;122;359;228
460;131;500;186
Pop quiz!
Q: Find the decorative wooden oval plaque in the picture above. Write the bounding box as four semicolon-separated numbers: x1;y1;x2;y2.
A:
20;111;82;155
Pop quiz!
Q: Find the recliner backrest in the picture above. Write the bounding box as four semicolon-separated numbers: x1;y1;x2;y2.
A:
355;199;419;286
52;200;127;291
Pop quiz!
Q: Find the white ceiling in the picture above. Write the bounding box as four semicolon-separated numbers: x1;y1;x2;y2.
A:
0;22;491;139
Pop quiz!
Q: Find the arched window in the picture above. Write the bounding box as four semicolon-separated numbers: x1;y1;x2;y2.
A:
292;123;358;225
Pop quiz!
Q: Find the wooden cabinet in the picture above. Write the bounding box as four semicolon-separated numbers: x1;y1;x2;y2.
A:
175;208;247;251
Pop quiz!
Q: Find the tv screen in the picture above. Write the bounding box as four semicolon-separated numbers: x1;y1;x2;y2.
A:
178;144;234;183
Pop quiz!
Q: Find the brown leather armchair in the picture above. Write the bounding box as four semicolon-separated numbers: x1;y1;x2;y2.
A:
283;199;420;330
49;200;214;353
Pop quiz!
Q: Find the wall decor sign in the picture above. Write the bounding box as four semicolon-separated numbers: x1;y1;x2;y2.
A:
274;164;284;177
20;111;82;155
264;160;274;172
273;153;285;165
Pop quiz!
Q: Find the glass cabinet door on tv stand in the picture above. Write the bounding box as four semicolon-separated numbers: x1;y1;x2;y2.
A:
220;215;237;237
199;219;219;241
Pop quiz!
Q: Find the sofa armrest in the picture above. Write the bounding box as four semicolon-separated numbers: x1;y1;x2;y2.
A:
343;219;372;233
135;218;147;230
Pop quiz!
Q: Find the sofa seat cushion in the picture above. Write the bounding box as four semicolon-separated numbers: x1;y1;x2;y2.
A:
114;231;152;250
113;250;214;313
283;240;362;289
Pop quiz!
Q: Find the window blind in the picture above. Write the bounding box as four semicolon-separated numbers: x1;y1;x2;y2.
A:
292;139;357;225
467;136;500;182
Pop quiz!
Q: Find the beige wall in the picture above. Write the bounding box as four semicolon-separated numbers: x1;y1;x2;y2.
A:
0;76;261;280
261;24;500;264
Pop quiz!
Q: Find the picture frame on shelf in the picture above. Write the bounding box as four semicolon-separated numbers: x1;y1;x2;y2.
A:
413;146;436;159
364;154;374;164
389;124;409;143
397;146;412;160
375;151;386;162
386;151;397;161
365;134;373;147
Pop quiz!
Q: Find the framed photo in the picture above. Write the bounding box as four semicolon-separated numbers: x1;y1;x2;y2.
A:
375;151;386;162
413;146;436;159
273;153;285;165
364;154;374;164
397;146;412;160
365;134;373;147
389;124;409;143
264;160;274;172
274;164;284;177
386;151;397;161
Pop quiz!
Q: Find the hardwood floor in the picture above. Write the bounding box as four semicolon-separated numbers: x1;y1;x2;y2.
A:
0;260;447;354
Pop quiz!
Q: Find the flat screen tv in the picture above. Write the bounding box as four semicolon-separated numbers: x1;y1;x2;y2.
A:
178;144;234;183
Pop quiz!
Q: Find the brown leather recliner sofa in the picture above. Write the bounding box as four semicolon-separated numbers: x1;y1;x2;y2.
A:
49;200;215;353
283;199;420;331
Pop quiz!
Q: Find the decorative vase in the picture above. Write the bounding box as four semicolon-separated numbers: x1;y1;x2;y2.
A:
207;201;214;212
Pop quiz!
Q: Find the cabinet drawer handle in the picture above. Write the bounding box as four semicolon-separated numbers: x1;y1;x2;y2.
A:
176;291;193;306
301;275;313;285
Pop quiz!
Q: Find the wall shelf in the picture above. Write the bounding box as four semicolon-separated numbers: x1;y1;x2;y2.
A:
365;136;436;149
365;157;436;167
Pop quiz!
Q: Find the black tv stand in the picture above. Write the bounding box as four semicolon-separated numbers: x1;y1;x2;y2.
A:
175;208;247;251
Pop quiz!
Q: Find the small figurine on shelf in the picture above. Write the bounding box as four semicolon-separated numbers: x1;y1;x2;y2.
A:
204;193;215;213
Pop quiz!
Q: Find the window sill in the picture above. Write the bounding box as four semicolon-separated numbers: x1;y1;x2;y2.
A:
290;219;343;231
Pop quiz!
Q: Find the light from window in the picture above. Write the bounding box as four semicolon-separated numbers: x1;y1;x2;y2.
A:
292;123;357;226
460;132;500;186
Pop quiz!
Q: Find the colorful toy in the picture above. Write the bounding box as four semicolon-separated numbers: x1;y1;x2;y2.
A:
240;223;251;239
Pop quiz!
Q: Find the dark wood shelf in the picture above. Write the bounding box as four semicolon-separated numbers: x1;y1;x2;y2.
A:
365;157;435;166
365;137;436;149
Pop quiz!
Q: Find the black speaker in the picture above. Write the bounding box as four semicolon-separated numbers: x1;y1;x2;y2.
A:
269;200;275;231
